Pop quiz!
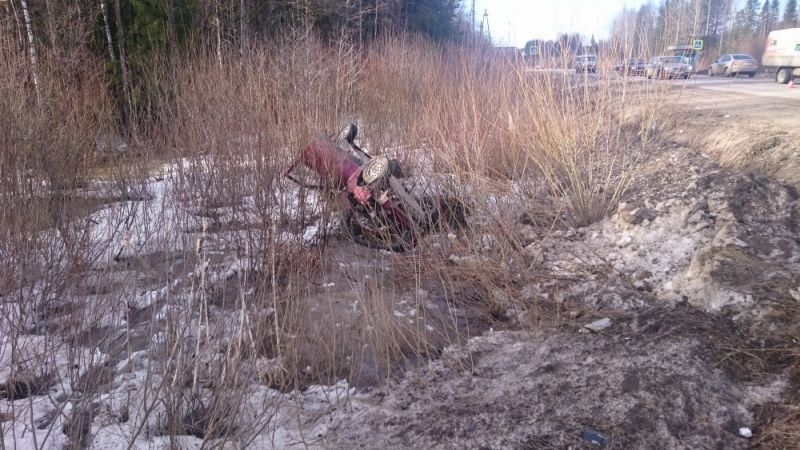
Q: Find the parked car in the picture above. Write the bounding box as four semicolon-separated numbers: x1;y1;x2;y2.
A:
762;28;800;84
681;56;698;75
708;54;758;77
614;58;645;75
645;56;692;79
575;54;597;73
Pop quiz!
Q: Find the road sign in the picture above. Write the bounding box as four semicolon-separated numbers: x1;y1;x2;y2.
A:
529;45;539;56
693;39;704;50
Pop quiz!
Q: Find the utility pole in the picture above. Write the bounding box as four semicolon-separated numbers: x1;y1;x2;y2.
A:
480;9;491;43
471;0;476;42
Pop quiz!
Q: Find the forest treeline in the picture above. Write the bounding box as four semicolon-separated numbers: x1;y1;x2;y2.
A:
5;0;800;128
1;0;467;129
522;0;799;63
608;0;799;59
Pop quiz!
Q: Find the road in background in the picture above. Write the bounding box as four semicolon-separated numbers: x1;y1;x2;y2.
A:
669;75;798;125
530;68;796;124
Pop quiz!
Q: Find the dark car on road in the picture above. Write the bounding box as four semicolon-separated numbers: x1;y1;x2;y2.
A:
614;58;646;75
575;54;597;73
645;56;692;79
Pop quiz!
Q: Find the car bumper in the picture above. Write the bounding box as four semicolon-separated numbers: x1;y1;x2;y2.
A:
731;64;758;73
663;69;688;77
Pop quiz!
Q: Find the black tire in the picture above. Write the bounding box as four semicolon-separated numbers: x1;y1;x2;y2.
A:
776;68;792;84
748;72;755;78
724;68;730;77
419;196;469;233
338;123;358;144
344;204;415;252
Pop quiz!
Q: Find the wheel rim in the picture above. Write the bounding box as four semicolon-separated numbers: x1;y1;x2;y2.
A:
362;156;389;185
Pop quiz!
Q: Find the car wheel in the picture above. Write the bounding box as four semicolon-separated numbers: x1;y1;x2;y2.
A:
723;68;729;77
345;204;415;252
708;67;714;76
748;72;755;78
776;67;792;84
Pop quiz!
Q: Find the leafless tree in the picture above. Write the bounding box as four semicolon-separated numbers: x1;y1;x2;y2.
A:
99;0;116;64
19;0;40;103
112;0;135;138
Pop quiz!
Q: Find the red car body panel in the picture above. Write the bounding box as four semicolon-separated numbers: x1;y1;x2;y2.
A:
299;136;372;204
286;134;419;249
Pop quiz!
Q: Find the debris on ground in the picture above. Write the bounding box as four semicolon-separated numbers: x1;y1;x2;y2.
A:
583;317;612;332
581;427;612;447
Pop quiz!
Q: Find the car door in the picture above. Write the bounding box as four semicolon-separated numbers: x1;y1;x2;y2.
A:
646;57;659;77
710;56;723;75
718;55;732;74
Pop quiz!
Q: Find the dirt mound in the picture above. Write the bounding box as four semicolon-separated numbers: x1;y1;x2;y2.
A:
527;145;800;321
672;109;800;190
325;307;783;449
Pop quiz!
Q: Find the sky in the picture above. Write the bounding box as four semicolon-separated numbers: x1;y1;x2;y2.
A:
472;0;651;48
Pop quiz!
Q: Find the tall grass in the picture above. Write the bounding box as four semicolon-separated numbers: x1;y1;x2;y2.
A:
1;27;675;447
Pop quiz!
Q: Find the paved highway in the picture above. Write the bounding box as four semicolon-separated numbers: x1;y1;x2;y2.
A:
684;74;799;99
529;68;797;122
673;74;798;124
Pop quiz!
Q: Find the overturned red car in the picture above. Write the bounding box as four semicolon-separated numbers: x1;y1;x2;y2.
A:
284;124;429;251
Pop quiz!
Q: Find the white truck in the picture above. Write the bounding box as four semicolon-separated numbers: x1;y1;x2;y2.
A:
762;28;800;84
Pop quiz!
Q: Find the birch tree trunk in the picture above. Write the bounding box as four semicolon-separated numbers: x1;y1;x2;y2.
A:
19;0;40;104
99;0;116;63
239;0;246;55
44;0;57;47
374;0;379;40
7;0;24;49
358;0;363;46
112;0;135;138
214;0;223;69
